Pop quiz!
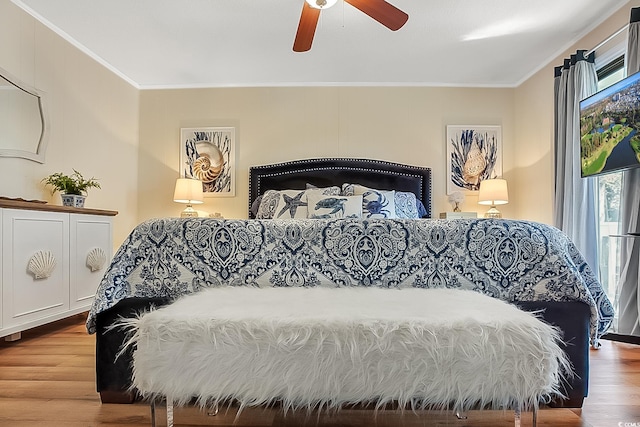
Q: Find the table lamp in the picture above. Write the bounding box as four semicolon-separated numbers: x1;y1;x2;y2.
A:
478;178;508;218
173;178;204;217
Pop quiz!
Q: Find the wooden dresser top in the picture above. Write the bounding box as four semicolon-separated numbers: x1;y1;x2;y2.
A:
0;199;118;216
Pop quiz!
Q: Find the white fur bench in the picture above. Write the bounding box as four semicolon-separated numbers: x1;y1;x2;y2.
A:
125;287;568;427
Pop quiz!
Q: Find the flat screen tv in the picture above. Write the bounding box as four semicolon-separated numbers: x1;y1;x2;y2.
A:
579;70;640;177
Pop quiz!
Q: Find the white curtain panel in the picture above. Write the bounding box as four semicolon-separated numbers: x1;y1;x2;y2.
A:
553;51;599;279
617;7;640;336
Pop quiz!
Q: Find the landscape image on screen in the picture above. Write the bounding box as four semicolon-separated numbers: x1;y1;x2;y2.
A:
580;71;640;177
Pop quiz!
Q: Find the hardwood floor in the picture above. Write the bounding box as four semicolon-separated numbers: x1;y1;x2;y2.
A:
0;313;638;427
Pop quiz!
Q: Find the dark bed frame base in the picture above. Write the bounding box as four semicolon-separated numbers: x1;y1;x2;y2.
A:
96;297;589;408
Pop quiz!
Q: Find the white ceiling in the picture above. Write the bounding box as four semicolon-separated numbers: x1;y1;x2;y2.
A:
12;0;630;89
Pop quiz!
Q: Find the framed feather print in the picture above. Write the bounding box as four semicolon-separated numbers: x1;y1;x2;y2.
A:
446;125;502;194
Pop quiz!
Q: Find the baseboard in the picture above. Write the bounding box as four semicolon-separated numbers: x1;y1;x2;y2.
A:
601;333;640;345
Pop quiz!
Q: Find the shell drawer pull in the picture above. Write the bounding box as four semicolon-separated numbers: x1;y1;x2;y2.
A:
86;247;107;272
28;250;57;279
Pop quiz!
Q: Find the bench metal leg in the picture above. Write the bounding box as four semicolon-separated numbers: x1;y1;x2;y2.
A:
167;398;174;427
150;397;174;427
514;406;537;427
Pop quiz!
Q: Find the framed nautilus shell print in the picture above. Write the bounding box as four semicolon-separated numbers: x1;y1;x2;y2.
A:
180;127;236;197
446;125;502;194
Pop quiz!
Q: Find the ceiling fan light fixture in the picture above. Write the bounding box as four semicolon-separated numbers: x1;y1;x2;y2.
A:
305;0;338;9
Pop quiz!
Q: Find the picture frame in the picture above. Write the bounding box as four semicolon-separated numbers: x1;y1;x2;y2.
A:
179;127;235;197
446;125;502;194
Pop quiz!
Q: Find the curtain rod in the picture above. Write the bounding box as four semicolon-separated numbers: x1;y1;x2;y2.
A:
586;24;629;57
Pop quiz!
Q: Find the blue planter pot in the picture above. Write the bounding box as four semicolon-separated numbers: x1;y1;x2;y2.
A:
61;194;86;208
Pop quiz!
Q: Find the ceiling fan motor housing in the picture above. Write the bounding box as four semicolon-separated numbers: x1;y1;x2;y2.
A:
306;0;338;9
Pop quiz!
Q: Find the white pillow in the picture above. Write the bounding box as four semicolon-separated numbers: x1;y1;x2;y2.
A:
273;189;310;219
341;184;397;219
361;189;396;219
307;194;362;219
256;187;341;219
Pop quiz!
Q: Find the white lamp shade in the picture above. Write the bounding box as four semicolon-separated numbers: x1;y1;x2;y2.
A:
173;178;204;204
478;179;508;206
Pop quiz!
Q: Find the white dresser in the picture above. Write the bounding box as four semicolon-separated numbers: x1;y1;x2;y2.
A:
0;200;117;340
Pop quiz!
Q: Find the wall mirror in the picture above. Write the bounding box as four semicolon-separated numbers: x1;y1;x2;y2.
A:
0;66;49;163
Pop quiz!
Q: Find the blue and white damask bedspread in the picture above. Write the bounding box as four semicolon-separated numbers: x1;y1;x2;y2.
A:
86;218;613;341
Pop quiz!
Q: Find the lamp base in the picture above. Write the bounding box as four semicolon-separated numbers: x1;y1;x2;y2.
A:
484;206;502;219
180;205;199;218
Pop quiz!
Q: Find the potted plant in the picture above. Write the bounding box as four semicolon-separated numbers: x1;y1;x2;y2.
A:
42;169;101;208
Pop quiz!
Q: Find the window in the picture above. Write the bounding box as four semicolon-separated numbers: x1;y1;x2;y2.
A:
597;54;624;84
595;54;625;330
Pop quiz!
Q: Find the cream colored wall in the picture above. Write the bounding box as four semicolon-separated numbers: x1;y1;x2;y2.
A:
3;0;636;247
138;3;638;224
512;3;639;224
0;0;140;248
139;87;515;220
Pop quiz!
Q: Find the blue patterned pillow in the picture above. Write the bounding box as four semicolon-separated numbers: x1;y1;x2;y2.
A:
250;195;263;218
416;199;428;218
255;190;281;219
305;183;342;194
394;191;419;219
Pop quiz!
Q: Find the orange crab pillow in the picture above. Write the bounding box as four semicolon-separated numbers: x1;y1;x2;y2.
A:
306;194;363;219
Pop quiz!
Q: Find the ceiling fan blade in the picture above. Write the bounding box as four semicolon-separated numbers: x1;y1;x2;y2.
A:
293;2;321;52
344;0;408;31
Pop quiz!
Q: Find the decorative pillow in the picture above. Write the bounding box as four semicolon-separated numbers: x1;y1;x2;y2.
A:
273;189;311;219
341;183;363;197
255;190;281;219
255;187;341;219
416;199;428;218
305;183;342;195
307;194;362;219
394;191;420;219
250;195;263;219
361;189;396;219
342;184;397;219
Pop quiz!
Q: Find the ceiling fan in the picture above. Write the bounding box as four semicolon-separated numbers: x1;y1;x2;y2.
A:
293;0;408;52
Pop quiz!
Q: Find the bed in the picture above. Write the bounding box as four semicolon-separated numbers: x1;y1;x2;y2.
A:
90;157;614;409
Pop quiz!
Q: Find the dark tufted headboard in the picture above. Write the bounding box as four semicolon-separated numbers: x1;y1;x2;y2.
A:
249;158;432;218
